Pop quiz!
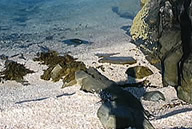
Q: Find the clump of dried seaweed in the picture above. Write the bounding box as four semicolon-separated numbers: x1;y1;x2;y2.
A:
33;50;87;87
0;60;34;83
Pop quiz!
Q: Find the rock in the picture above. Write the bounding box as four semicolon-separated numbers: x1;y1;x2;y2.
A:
50;64;63;82
95;53;120;58
130;0;160;69
112;0;141;19
97;86;154;129
130;0;192;103
63;39;92;47
96;65;105;72
140;0;150;7
0;54;8;60
45;35;54;40
119;80;150;88
97;101;153;129
75;67;154;128
98;56;137;65
130;0;159;41
75;67;115;93
142;91;165;102
145;55;161;70
177;54;192;103
126;66;153;79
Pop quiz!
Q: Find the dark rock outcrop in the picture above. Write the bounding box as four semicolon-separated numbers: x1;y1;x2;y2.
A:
130;0;192;103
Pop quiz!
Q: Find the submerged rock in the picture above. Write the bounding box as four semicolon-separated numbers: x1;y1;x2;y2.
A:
112;0;140;19
33;50;86;87
0;54;8;60
98;56;137;65
0;60;34;82
63;38;92;47
143;91;165;102
126;66;153;79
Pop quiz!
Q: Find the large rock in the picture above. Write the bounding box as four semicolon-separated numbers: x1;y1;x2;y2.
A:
97;86;154;129
75;67;115;93
130;0;192;103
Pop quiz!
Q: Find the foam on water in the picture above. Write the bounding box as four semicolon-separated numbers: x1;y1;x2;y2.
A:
0;0;140;55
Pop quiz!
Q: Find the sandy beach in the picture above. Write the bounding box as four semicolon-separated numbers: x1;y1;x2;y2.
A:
0;0;192;128
1;40;192;129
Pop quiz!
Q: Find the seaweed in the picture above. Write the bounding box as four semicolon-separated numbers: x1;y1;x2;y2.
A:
33;50;87;87
0;60;34;82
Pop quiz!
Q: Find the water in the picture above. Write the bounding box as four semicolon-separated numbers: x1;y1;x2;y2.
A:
0;0;140;55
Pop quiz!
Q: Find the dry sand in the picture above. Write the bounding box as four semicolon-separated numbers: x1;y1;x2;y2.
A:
0;41;192;129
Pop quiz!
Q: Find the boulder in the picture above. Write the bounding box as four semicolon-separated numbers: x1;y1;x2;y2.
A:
76;67;154;128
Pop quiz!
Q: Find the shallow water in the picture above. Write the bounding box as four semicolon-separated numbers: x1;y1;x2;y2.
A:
0;0;140;55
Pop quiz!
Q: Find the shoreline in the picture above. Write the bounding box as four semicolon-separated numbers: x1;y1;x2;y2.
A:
0;39;192;129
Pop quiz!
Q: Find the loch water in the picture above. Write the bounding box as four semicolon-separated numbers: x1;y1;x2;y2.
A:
0;0;140;55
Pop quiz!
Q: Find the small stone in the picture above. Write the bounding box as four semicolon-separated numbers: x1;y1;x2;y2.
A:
96;65;105;72
95;53;120;58
143;91;165;102
126;66;153;79
45;35;54;40
51;64;63;81
99;56;137;65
